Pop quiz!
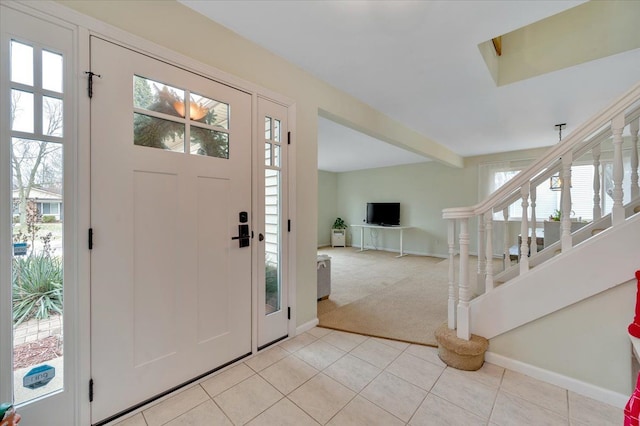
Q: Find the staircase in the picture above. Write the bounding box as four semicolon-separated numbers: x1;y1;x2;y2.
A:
442;81;640;399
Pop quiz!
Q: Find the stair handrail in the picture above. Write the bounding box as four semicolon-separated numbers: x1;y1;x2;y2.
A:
443;81;640;220
492;102;640;213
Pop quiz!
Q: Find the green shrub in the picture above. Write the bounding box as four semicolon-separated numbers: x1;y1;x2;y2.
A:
265;261;279;308
42;215;56;223
12;254;63;325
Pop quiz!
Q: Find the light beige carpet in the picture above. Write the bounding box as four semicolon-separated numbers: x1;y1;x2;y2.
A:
317;247;494;346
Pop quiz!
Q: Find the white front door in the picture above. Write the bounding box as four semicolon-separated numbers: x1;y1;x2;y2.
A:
0;5;77;425
89;37;252;423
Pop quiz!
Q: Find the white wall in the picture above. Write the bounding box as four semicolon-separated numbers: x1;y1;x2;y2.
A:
490;278;635;395
318;170;338;247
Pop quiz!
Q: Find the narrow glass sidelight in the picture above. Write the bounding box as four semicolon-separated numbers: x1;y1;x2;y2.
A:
8;38;66;406
264;116;282;315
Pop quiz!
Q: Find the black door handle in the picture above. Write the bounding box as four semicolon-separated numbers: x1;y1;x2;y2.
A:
232;224;250;247
258;233;264;241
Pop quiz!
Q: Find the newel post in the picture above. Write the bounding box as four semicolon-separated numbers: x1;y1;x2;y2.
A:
611;113;626;225
447;219;457;330
456;218;470;340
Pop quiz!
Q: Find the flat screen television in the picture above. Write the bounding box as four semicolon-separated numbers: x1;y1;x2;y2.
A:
366;202;400;226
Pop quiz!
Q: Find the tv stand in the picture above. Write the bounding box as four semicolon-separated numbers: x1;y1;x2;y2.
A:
350;224;412;257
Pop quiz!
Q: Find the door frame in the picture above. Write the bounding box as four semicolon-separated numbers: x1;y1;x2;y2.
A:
10;1;297;423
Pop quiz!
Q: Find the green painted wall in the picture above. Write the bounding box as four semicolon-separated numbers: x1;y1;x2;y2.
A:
318;171;338;247
491;279;635;395
336;161;477;257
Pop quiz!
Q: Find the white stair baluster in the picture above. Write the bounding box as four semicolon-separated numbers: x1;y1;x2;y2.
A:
631;118;639;200
561;153;573;250
502;207;509;270
519;182;530;273
477;215;486;295
530;185;538;255
592;144;602;221
457;218;470;340
612;113;626;225
485;212;494;292
447;219;457;330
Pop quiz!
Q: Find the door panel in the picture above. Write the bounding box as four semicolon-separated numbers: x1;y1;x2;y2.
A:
90;37;252;423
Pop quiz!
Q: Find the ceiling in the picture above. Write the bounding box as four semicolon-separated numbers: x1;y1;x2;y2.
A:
179;0;640;172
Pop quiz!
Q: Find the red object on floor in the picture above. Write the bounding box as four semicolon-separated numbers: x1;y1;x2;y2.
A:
628;271;640;338
626;372;640;425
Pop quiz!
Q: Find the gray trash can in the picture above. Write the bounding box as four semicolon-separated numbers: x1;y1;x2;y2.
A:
317;254;331;300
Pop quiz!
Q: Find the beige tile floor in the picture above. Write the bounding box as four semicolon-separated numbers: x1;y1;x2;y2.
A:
114;327;622;426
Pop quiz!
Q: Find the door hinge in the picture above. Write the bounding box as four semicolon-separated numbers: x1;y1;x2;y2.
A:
287;131;291;145
89;378;94;402
287;220;291;232
287;307;291;320
84;71;101;98
88;228;93;250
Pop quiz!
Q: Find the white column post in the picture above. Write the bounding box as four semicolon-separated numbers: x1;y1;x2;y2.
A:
477;215;486;295
457;218;471;340
447;219;457;330
529;185;538;255
561;153;573;250
592;144;602;221
502;207;509;270
631;118;639;200
519;182;530;273
611;113;626;225
485;212;494;292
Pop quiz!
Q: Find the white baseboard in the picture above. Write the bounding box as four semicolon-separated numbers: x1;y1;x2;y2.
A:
296;318;319;335
485;351;629;408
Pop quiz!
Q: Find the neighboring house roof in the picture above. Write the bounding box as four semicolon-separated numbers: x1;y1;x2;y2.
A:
12;188;62;202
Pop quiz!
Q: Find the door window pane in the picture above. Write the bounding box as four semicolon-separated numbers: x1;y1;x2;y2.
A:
133;75;184;118
11;40;33;86
273;145;280;168
190;127;229;158
43;96;63;137
273;119;281;142
265;116;271;141
190;93;229;129
11;138;64;404
11;89;34;133
134;113;184;152
42;50;63;93
265;142;271;166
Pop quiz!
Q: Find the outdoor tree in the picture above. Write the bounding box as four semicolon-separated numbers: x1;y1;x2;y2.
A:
10;91;63;225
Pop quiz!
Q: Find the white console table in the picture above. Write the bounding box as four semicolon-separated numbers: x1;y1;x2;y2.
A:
350;224;412;258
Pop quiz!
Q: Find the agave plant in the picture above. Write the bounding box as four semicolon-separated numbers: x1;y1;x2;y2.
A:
12;254;63;326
